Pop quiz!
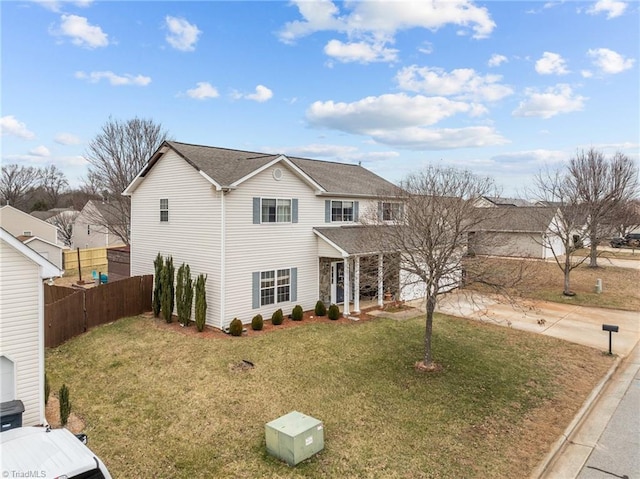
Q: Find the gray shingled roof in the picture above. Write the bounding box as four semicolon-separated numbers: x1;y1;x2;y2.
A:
314;225;400;255
481;196;532;207
472;207;559;233
159;141;399;196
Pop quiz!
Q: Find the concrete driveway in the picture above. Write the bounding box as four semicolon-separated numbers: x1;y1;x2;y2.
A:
432;291;640;357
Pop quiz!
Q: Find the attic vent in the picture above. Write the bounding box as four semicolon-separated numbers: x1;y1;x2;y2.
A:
273;168;283;181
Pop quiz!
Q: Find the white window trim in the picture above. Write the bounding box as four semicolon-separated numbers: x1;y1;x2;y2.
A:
260;267;291;306
382;201;403;222
331;200;354;223
261;198;292;224
160;198;169;223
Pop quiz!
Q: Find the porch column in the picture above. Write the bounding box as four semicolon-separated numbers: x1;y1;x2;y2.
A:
353;256;360;314
343;257;350;317
377;254;384;307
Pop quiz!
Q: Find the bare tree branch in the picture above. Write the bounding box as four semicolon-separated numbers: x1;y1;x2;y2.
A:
1;164;39;210
84;117;170;244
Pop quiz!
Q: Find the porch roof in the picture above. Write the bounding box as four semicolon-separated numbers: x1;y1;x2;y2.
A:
313;225;399;256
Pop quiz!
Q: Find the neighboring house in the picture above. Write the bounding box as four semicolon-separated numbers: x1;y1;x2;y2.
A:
31;208;78;247
71;200;127;249
474;196;532;208
124;141;412;330
468;207;565;259
0;227;63;427
15;236;64;270
0;205;64;269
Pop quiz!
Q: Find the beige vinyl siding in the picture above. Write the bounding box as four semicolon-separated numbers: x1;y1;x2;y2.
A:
0;240;44;426
0;206;59;244
129;150;222;327
472;231;544;258
223;165;320;326
24;238;63;270
317;237;343;258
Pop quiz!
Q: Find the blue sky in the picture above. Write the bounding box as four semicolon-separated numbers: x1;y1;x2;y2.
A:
2;0;638;196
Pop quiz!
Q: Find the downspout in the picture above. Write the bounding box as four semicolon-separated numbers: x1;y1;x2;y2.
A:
220;189;227;329
38;268;47;426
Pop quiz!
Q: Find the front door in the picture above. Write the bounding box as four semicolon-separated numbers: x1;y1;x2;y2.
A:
332;261;344;304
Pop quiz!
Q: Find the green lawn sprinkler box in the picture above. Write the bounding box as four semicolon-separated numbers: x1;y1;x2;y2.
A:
265;411;324;466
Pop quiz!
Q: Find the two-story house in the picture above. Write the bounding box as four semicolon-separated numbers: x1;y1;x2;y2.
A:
71;200;127;250
0;205;64;269
124;141;412;330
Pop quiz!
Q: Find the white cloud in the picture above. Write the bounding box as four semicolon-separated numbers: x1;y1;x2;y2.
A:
488;54;508;67
367;126;508;150
165;16;201;52
32;0;93;13
186;82;219;100
395;66;513;102
586;0;627;19
305;93;506;149
29;145;51;157
581;70;594;78
55;133;81;145
0;116;36;139
535;52;569;75
75;71;151;86
307;93;478;131
512;84;586;119
53;14;109;49
491;149;568;167
279;0;495;64
587;48;635;74
235;85;274;103
324;39;398;64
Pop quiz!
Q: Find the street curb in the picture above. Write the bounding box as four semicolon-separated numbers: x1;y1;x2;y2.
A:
530;355;622;479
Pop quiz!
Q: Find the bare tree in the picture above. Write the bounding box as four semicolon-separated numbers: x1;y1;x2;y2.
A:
0;164;39;210
529;167;589;295
362;166;509;371
84;117;170;244
612;199;640;238
567;149;639;267
49;210;79;247
38;165;69;209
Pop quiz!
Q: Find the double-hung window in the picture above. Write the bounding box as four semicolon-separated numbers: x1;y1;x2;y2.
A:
260;271;275;306
331;200;354;222
382;202;403;221
261;198;291;223
259;268;290;306
160;198;169;222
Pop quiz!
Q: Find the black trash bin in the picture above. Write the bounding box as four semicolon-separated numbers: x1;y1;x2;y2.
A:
1;400;25;432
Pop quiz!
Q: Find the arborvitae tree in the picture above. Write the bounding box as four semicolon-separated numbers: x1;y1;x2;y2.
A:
59;384;71;426
161;256;175;323
152;253;163;317
195;273;207;332
176;263;193;326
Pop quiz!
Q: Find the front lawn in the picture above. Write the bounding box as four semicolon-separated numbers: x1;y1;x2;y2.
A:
46;313;613;478
468;257;640;311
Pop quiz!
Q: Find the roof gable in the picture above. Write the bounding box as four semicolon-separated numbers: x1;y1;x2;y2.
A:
0;228;62;278
124;141;399;197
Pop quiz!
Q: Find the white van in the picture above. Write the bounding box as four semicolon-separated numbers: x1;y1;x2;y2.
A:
0;426;112;479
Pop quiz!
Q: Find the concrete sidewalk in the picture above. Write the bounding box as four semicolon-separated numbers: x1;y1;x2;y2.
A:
541;343;640;479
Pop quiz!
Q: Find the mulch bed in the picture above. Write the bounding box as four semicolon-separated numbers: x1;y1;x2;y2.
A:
147;307;381;339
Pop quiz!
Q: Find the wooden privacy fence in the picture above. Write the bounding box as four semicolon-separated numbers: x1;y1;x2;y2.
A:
44;275;153;348
63;247;108;272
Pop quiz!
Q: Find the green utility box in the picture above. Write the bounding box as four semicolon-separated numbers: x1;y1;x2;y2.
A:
265;411;324;466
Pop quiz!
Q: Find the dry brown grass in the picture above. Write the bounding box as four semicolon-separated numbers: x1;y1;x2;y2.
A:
468;257;640;311
46;313;614;478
